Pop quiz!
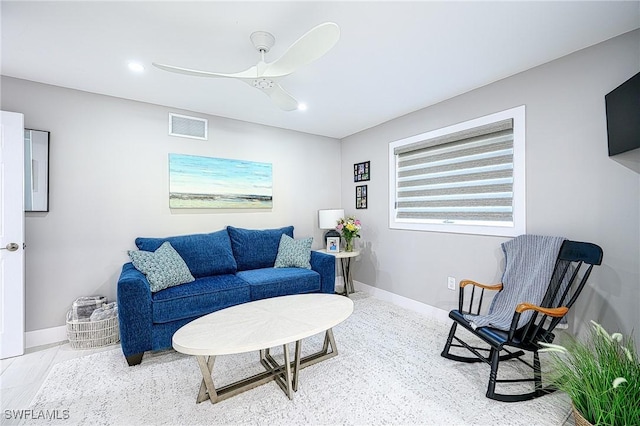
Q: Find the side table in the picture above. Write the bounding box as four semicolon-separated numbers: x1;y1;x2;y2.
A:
317;249;360;297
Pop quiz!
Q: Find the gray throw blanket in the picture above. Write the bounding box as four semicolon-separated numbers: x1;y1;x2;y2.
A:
464;235;565;331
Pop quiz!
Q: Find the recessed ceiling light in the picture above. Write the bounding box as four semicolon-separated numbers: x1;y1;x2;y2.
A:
297;103;307;111
128;62;145;73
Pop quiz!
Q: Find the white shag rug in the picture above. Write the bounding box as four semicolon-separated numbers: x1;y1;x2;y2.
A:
23;293;571;425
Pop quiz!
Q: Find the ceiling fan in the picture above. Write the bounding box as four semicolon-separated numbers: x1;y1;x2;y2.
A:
153;22;340;111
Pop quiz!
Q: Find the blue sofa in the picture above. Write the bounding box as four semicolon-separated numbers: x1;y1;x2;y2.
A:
117;226;335;365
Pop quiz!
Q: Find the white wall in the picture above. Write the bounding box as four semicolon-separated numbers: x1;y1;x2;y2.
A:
0;77;341;332
341;30;640;345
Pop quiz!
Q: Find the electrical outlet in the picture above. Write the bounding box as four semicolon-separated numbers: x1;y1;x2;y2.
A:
447;276;456;291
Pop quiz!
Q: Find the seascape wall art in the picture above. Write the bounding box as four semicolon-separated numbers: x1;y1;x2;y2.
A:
169;154;273;209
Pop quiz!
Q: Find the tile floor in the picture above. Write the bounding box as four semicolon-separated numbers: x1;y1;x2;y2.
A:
1;342;118;410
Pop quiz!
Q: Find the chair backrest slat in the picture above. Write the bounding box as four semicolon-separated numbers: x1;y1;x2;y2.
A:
541;260;571;309
469;285;476;314
477;288;485;315
555;261;582;307
563;264;595;310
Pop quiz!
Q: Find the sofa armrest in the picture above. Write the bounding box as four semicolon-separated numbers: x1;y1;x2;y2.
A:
117;262;153;358
310;251;336;293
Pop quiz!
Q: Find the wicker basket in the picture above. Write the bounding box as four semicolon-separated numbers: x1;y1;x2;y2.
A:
66;315;120;349
572;404;593;426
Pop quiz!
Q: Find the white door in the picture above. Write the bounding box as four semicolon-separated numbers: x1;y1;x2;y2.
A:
0;110;25;359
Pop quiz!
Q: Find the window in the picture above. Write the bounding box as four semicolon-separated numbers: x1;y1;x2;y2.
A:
388;106;525;237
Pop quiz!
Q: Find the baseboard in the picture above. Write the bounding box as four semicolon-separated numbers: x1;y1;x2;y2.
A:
25;325;67;349
354;280;452;324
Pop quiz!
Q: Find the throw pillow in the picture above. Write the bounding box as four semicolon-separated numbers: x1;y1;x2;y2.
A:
128;241;195;292
274;234;313;269
135;229;237;278
227;225;295;271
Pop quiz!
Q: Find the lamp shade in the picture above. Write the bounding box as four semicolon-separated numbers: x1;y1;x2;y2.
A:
318;209;344;230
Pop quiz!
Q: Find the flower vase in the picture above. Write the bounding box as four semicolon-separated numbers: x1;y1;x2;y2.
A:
345;238;354;252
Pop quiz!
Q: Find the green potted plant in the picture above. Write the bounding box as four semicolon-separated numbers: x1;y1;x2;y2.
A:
540;321;640;425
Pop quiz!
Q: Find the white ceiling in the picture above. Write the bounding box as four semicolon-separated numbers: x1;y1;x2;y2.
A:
2;1;639;139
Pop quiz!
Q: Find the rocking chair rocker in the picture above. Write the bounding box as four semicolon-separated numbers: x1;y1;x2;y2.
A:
441;235;603;402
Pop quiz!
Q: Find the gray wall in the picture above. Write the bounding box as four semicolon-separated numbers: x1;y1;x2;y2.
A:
0;77;342;331
341;30;640;345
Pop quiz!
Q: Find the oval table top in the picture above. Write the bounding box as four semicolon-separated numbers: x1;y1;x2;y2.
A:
172;293;354;356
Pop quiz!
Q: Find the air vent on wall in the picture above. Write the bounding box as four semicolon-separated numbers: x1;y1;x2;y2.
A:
169;113;208;140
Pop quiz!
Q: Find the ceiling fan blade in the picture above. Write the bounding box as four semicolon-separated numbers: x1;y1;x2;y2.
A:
264;83;299;111
153;62;258;79
262;22;340;78
244;80;299;111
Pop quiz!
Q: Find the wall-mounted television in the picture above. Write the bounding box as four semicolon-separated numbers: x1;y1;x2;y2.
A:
605;71;640;156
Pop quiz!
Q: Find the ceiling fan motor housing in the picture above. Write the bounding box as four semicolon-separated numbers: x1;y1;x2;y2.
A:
253;78;275;90
250;31;275;53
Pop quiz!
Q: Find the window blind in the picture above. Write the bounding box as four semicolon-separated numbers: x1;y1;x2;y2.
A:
394;118;514;224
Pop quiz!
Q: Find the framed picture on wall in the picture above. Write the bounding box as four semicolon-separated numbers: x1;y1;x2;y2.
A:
326;237;340;253
354;161;370;182
356;185;367;209
169;154;272;209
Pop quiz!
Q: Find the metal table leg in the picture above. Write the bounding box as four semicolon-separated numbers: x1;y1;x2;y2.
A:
194;329;340;404
196;355;217;404
340;257;355;296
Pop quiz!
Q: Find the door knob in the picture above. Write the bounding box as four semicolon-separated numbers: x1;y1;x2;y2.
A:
1;243;19;252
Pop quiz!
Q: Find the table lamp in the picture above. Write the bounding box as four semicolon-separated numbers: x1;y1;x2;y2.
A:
318;209;344;243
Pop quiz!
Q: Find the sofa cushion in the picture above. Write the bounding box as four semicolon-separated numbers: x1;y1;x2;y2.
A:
274;234;313;269
227;226;294;271
236;268;321;300
136;229;237;278
128;242;195;292
151;275;250;324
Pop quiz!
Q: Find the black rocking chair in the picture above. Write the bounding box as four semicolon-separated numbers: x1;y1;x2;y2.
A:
441;237;603;402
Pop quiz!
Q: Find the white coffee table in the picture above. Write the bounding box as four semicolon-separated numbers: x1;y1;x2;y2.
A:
172;293;354;404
